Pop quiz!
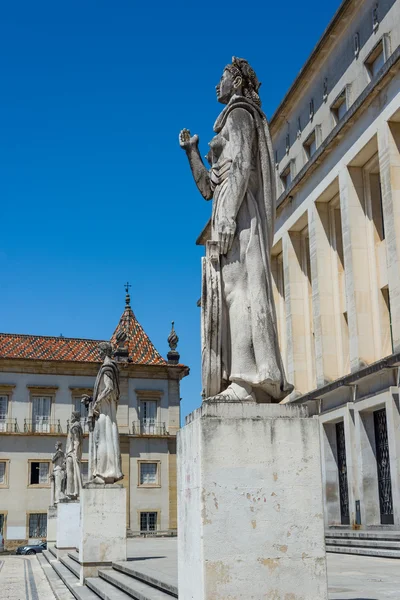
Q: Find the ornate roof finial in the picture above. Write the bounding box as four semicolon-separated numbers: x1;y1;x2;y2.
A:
124;281;131;306
167;321;180;364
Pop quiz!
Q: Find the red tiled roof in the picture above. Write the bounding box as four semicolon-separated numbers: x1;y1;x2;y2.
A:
0;333;103;362
0;298;168;366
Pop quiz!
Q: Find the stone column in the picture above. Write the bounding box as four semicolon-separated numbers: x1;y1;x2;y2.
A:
339;167;376;371
320;420;341;526
354;408;381;526
385;389;400;527
378;121;400;351
283;231;313;394
308;202;339;386
78;484;126;584
178;401;328;600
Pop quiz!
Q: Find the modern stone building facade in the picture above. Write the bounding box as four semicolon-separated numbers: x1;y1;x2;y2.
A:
0;292;188;550
270;0;400;531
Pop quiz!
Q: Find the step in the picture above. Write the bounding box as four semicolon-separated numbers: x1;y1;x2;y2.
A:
99;568;176;600
325;530;400;540
326;545;400;559
46;555;98;600
112;562;177;598
37;553;75;600
49;545;58;558
60;555;81;579
326;538;400;550
68;551;81;564
86;576;135;599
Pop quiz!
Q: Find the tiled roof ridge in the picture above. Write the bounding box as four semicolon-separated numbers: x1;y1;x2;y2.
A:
0;332;106;343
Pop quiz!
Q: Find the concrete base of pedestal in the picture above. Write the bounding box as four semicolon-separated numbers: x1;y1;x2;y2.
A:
56;501;80;559
79;483;126;584
47;505;57;545
177;401;328;600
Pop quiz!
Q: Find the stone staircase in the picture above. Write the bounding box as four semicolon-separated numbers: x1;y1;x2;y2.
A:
40;545;178;600
325;530;400;558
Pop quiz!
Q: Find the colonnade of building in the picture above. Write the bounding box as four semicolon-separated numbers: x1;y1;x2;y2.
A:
271;102;400;530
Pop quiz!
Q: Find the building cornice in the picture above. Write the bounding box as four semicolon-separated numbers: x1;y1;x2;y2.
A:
269;0;354;133
290;351;400;405
0;357;189;380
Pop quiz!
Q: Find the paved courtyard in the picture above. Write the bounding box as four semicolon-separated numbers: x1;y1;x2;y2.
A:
0;555;56;600
0;542;399;599
127;538;400;599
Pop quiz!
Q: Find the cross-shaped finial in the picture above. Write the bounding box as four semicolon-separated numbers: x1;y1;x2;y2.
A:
124;282;131;294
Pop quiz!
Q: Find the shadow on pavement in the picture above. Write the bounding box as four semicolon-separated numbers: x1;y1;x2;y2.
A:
127;556;166;561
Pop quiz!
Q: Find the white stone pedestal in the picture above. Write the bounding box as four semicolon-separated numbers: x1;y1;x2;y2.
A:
178;401;328;600
79;483;126;584
47;505;57;545
56;501;80;559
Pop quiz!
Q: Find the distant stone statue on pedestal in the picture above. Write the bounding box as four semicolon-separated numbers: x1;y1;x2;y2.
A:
65;411;83;499
51;441;65;504
180;57;293;403
82;341;123;484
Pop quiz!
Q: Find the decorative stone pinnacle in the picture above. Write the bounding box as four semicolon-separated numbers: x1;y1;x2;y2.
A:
167;321;180;364
168;321;179;351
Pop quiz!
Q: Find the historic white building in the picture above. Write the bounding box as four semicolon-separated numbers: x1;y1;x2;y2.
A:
269;0;400;535
0;291;188;550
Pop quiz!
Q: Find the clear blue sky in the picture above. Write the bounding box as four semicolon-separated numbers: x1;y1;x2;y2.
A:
1;0;341;420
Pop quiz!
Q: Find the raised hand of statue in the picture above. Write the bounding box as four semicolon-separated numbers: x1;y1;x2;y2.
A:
179;129;199;153
217;215;236;255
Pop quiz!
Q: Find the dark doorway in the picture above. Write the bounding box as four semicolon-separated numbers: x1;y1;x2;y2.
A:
336;421;350;525
374;408;394;525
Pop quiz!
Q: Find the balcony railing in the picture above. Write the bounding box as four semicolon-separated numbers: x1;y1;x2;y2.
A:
0;419;19;433
131;421;168;436
67;417;90;434
24;419;62;434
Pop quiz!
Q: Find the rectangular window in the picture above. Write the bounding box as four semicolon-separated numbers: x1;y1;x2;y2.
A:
0;462;6;485
81;461;89;484
366;42;384;77
29;513;47;538
140;400;157;434
140;512;157;532
280;165;291;191
304;129;317;159
29;461;50;485
365;36;391;79
0;396;8;432
331;88;348;125
0;514;4;535
32;396;51;433
139;462;159;486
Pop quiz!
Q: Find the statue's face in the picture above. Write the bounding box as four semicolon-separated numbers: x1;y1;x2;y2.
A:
216;69;236;105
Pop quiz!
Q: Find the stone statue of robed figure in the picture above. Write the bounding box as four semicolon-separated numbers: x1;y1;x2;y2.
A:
180;57;293;402
51;441;65;505
64;411;83;499
82;342;123;484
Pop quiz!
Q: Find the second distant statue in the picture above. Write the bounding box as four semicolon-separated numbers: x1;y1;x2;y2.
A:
82;342;123;485
65;411;83;499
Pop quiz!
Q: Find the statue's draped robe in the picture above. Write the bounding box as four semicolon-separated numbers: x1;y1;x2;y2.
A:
65;422;83;498
202;95;293;401
52;450;65;504
92;357;123;483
